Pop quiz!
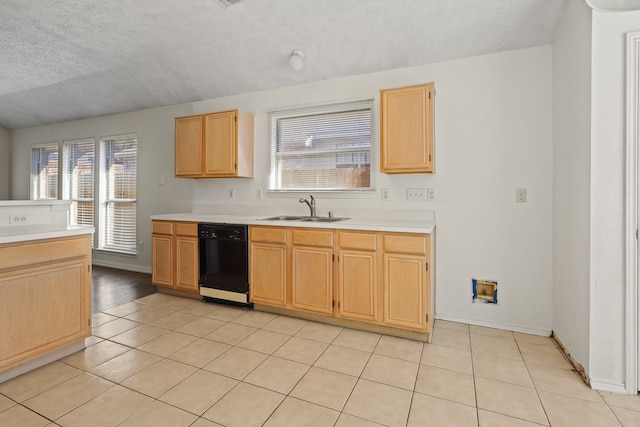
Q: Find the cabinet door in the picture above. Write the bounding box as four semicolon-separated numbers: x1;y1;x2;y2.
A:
338;250;377;322
175;236;199;292
152;234;173;287
250;242;287;306
291;246;333;314
204;111;236;176
380;84;434;173
383;253;427;331
175;116;203;176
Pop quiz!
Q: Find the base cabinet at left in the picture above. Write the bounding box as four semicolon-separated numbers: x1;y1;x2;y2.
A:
152;221;199;294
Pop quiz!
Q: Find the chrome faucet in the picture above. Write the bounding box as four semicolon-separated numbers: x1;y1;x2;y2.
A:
299;195;317;217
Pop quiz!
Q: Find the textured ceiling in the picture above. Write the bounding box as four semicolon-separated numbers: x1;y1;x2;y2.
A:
0;0;566;130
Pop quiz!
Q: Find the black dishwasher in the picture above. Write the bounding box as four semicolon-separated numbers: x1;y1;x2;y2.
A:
198;223;251;307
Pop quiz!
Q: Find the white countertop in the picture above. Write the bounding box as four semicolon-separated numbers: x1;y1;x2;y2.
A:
150;212;435;234
0;225;95;245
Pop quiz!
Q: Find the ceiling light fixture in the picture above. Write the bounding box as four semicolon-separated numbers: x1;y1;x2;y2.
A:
289;50;305;71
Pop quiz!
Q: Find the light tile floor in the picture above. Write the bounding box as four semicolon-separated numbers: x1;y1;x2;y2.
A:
1;293;640;426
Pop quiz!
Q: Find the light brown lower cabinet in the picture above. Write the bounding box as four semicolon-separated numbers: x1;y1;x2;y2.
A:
152;221;199;294
249;226;434;337
0;234;92;372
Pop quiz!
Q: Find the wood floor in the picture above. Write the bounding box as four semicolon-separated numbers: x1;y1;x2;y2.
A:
92;265;157;313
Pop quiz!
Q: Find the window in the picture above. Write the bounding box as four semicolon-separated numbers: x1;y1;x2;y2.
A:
269;99;375;192
30;143;59;200
100;135;137;254
63;139;95;235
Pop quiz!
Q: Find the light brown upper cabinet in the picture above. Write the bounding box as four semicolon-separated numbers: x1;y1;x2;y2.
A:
380;83;434;174
175;110;254;178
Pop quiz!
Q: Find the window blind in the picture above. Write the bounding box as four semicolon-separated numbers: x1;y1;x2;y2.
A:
30;143;59;200
100;135;137;253
269;99;375;192
63;140;95;240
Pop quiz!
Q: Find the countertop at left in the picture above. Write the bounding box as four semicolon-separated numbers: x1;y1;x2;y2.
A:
0;225;95;245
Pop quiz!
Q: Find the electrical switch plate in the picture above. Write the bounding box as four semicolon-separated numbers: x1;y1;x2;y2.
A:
381;188;390;201
407;188;425;202
427;188;436;201
516;188;527;203
228;188;235;199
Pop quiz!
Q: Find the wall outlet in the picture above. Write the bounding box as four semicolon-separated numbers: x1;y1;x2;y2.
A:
9;214;28;224
516;188;527;203
381;188;390;201
427;188;436;201
138;241;144;251
228;188;235;199
407;188;425;202
256;189;263;199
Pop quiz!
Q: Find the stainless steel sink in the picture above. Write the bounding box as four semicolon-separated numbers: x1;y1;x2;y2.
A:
298;217;349;222
261;215;306;221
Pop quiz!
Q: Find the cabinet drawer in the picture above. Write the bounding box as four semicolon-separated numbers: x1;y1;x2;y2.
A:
251;227;287;244
292;229;334;247
152;221;174;235
338;231;377;251
175;222;198;237
383;234;427;255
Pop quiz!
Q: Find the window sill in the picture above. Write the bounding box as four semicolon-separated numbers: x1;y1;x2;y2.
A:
267;189;376;199
95;247;138;257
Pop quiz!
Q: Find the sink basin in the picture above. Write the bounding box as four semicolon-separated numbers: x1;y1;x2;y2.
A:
261;215;306;221
298;217;350;222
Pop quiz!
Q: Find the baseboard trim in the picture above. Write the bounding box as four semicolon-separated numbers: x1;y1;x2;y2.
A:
92;260;152;274
435;314;551;337
551;332;590;388
590;379;627;394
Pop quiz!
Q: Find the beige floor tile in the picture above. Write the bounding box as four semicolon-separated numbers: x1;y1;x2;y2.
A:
519;342;572;369
431;327;471;351
244;356;310;394
343;379;412;427
262;315;309;335
475;377;548;425
135;293;191;310
236;329;290;354
335;413;387;426
92;317;140;339
124;305;173;323
203;382;285;427
92;312;118;326
263;396;339;427
539;390;620;427
109;324;169;347
175;299;217;316
159;370;237;415
56;385;153;427
88;349;162;383
203;347;268;380
361;354;419;390
168;338;231;368
22;372;114;420
528;363;601;402
61;340;130;370
136;331;198;357
0;404;49;427
233;310;278;328
415;364;476;406
332;328;381;352
610;405;640;427
421;343;473;374
473;353;533;387
434;319;470;332
121;359;197;398
407;393;478;427
295;322;343;343
149;311;199;329
204;322;258;345
374;335;423;363
84;335;104;346
203;305;246;322
273;336;329;364
514;332;555;347
119;400;198;427
477;409;547;426
600;391;640;412
190;418;224;427
0;394;15;412
175;316;226;337
290;367;358;411
314;344;371;376
470;325;515;340
470;334;522;360
0;362;81;402
103;301;142;317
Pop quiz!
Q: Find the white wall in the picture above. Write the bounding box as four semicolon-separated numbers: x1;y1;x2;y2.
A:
191;46;554;335
10;46;554;334
552;0;592;374
590;9;640;391
0;125;9;199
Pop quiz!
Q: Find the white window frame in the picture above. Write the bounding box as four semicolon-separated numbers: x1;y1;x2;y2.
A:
268;99;376;194
63;138;95;245
98;134;138;255
30;142;60;201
